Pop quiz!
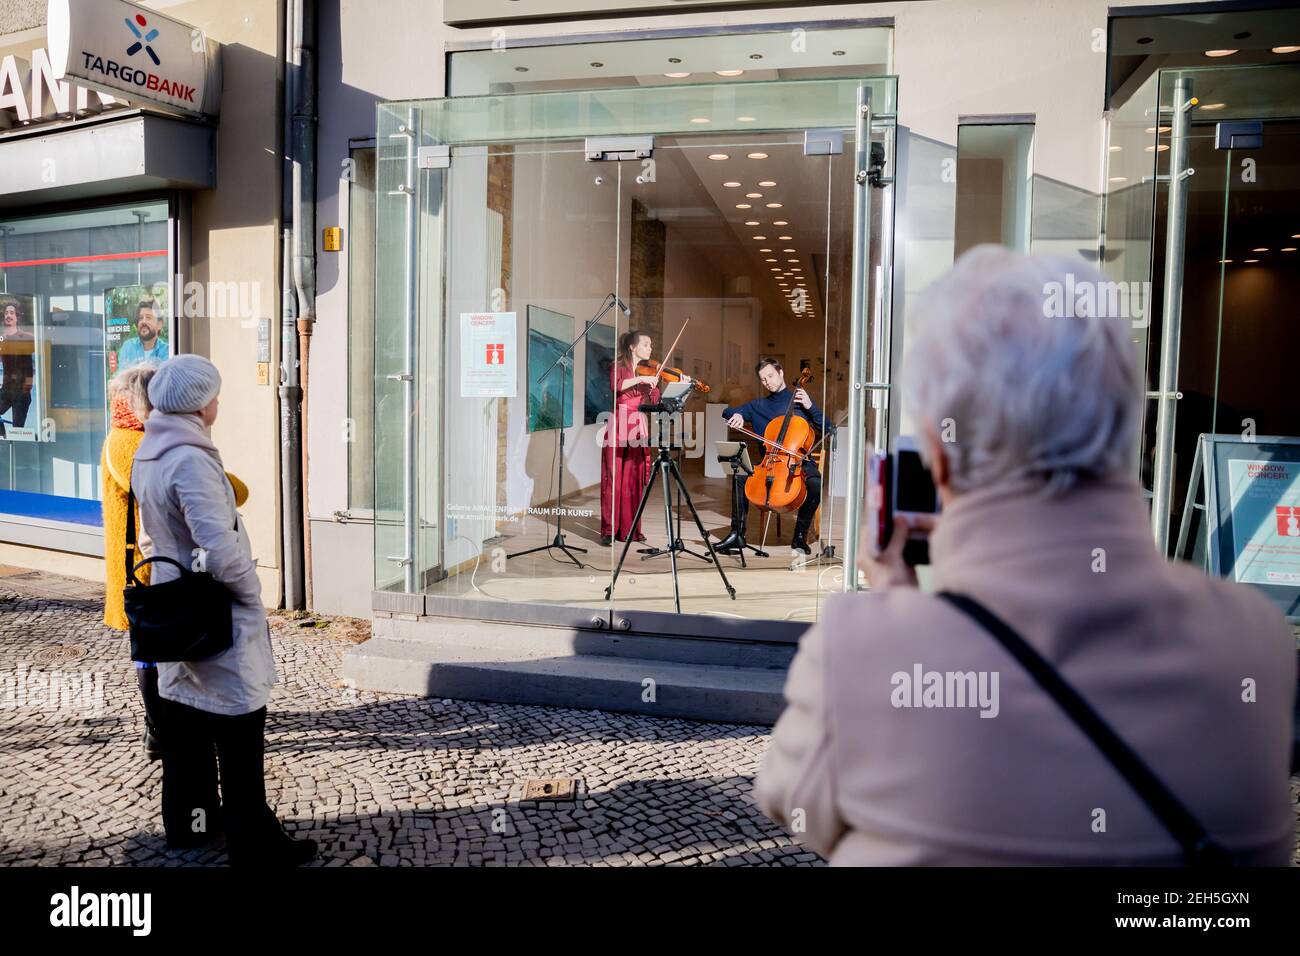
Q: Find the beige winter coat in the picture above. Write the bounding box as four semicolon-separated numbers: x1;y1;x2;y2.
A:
755;474;1296;865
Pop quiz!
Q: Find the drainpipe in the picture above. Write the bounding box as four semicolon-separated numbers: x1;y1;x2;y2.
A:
280;0;317;609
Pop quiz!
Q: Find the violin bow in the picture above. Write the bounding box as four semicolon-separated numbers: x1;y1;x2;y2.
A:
655;317;690;387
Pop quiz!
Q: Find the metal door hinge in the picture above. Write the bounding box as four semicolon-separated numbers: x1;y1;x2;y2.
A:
804;129;844;156
418;145;450;169
585;135;653;162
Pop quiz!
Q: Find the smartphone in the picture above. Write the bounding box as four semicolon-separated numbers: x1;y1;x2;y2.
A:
870;436;940;566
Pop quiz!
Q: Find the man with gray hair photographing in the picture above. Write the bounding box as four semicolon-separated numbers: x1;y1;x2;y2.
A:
756;246;1296;866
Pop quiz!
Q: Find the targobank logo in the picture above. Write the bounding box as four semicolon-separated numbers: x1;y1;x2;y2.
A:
124;14;160;66
80;11;196;104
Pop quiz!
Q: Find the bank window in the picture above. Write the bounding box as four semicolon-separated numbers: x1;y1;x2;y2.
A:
348;145;376;513
954;120;1036;257
0;200;171;530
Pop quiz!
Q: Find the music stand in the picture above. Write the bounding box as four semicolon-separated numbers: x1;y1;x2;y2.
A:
713;440;769;567
605;383;736;614
639;381;713;565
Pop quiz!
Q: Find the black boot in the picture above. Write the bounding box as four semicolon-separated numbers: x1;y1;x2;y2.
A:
143;724;164;762
713;530;743;553
790;528;812;556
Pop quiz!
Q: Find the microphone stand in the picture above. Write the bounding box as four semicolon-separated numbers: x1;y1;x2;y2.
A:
508;292;629;568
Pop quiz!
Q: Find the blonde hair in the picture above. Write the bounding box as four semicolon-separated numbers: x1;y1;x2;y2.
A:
108;364;157;424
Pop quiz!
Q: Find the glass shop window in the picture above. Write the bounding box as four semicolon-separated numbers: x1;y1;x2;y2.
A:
0;200;171;527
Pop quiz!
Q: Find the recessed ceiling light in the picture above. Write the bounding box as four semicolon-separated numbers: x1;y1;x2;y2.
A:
735;203;752;209
787;259;799;263
791;268;802;272
773;220;788;226
783;248;796;252
1109;145;1122;152
747;152;768;160
1145;126;1171;134
746;192;763;198
765;202;783;208
1219;259;1233;264
668;57;682;63
1144;144;1170;152
1204;49;1238;57
1137;36;1154;45
723;181;742;187
752;235;766;240
514;66;529;73
590;62;604;68
759;248;772;252
1109;176;1128;184
758;180;777;187
1244;258;1259;263
1199;102;1227;111
1252;247;1268;252
746;221;761;227
832;50;846;56
709;154;730;162
736;115;757;123
1272;46;1300;54
770;267;781;272
778;235;793;240
716;70;744;77
1281;247;1297;252
691;117;711;124
665;72;691;78
749;53;763;60
1292;234;1300;239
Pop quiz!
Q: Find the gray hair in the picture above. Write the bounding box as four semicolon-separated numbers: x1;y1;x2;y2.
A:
108;364;157;423
902;246;1141;496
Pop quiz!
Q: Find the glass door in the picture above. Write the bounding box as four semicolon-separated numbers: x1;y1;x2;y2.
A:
374;77;897;638
1143;64;1300;556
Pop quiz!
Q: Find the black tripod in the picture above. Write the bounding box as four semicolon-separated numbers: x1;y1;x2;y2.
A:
509;293;628;568
639;414;713;565
605;396;736;614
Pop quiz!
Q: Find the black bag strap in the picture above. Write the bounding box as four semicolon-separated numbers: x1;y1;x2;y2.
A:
125;486;140;585
936;590;1232;867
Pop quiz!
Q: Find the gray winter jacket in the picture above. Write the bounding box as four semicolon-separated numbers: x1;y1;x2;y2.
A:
132;410;276;715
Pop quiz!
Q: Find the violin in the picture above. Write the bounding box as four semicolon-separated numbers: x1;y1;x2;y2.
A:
742;368;815;515
636;359;711;394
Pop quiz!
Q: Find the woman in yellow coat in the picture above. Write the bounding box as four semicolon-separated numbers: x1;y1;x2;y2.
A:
102;364;249;760
102;365;162;759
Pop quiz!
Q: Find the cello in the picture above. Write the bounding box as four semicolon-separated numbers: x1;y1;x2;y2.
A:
742;368;815;515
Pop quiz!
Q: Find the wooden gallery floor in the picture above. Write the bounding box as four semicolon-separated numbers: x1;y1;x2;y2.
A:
427;468;849;623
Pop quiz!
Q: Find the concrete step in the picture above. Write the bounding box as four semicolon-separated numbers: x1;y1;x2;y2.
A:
343;615;793;725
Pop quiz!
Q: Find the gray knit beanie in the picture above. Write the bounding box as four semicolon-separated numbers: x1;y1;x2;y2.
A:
148;354;222;414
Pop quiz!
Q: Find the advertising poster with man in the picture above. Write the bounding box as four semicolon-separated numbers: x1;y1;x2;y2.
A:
105;283;171;378
0;293;41;442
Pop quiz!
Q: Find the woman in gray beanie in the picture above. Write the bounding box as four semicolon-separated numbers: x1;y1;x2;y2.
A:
133;354;316;867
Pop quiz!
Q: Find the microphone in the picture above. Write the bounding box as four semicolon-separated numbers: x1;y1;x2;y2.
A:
614;295;632;317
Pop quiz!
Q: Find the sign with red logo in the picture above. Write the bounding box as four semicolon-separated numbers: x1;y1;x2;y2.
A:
46;0;221;118
461;312;517;398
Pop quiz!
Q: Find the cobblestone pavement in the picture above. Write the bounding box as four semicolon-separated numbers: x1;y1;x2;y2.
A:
1;567;1297;867
0;568;818;867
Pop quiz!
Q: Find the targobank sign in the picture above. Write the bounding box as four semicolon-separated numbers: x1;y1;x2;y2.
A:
47;0;220;118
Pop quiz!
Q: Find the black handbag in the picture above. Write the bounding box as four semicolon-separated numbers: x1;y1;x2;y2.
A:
123;486;235;664
937;591;1235;867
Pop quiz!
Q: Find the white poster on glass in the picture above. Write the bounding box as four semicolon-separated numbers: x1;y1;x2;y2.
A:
460;311;517;398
